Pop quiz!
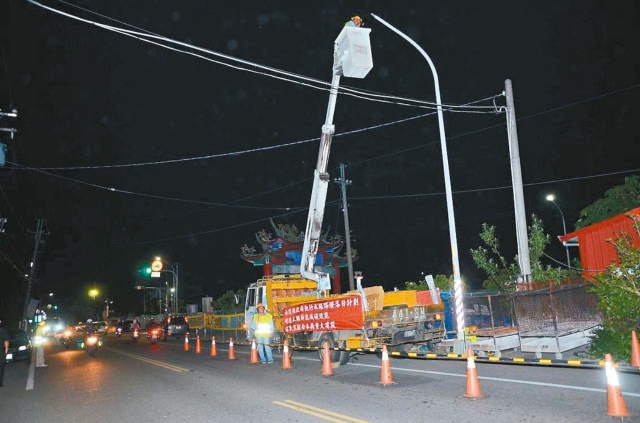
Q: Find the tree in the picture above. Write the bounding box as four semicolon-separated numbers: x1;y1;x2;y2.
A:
576;175;640;229
470;214;576;292
211;290;245;314
588;213;640;361
404;274;467;292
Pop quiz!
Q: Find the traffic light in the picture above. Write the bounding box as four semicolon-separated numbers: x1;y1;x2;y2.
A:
135;285;143;290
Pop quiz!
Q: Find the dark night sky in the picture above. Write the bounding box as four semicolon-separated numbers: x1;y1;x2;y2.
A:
1;1;638;318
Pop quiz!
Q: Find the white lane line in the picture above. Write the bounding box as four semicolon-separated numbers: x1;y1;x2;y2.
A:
345;362;640;398
25;350;35;390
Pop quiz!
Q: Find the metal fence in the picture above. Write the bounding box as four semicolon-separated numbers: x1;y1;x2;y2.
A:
512;283;602;337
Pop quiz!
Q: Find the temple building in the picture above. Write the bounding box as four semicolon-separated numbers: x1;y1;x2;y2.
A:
240;219;357;294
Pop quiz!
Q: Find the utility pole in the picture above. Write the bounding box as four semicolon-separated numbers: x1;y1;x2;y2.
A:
334;163;355;291
22;218;46;327
504;79;532;282
175;263;179;314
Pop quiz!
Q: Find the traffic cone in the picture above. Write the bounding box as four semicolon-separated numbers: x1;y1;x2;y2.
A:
250;338;260;364
195;333;202;354
464;348;483;399
184;333;189;352
379;345;395;385
282;339;292;370
604;353;629;418
210;336;217;357
321;340;334;377
631;330;640;368
228;337;236;360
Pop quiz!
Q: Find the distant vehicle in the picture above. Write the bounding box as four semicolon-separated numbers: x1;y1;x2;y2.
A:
161;315;189;341
116;319;133;333
45;317;65;335
5;329;32;363
93;321;107;335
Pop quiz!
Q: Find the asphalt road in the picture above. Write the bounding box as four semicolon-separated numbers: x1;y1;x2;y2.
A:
1;333;639;422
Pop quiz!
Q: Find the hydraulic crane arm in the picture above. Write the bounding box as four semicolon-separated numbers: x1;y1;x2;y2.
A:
299;26;373;293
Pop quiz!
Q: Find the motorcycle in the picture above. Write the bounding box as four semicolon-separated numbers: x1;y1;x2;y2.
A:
115;326;123;337
83;332;102;357
131;329;139;343
147;327;161;345
60;329;72;349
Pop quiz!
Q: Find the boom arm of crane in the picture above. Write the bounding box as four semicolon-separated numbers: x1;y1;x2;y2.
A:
299;26;373;293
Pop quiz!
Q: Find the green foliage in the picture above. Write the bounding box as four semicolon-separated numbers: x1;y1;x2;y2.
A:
470;215;576;292
588;214;640;360
405;274;466;291
211;290;245;314
576;175;640;229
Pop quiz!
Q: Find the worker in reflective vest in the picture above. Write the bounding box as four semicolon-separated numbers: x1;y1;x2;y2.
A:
251;303;274;363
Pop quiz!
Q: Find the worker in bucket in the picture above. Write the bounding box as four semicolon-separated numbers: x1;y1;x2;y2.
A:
251;303;274;363
345;15;362;27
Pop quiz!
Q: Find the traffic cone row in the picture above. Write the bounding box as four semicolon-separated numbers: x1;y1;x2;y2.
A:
604;353;629;418
379;345;395;385
250;338;260;364
321;341;333;377
210;336;217;357
181;332;633;419
228;338;236;360
464;348;483;399
282;339;292;370
630;330;640;368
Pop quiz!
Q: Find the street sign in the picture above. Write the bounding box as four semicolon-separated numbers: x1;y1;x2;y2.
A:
151;260;163;271
151;271;161;277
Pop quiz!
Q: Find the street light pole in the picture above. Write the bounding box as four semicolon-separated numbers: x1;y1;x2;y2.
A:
546;194;571;267
371;13;465;342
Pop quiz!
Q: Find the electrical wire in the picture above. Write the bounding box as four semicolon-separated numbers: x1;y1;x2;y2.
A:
30;0;499;113
7;161;306;211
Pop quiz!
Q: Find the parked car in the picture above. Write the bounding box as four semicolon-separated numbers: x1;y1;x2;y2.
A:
161;315;189;341
6;328;32;363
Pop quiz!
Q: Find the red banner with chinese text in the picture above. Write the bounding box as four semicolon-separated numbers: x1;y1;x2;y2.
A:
282;295;364;334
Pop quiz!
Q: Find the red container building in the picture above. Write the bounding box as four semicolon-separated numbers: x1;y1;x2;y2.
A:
559;207;640;280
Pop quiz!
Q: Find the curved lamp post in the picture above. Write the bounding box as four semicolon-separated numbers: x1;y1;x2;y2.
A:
546;194;571;267
371;13;465;341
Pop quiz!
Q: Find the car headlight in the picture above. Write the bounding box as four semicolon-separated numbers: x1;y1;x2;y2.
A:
18;345;27;351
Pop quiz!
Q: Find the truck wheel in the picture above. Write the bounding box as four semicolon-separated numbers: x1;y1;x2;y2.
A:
338;341;350;365
317;332;340;363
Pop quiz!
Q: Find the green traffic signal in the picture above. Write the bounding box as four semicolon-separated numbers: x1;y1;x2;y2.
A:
145;267;152;274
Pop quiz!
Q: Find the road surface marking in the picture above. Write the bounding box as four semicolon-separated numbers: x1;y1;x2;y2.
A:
105;348;190;372
347;362;640;397
25;350;35;390
274;399;370;423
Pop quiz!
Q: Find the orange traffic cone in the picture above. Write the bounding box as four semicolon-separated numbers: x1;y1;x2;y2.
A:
184;333;189;352
604;353;629;418
228;337;236;360
282;339;292;370
464;348;484;399
631;330;640;368
321;340;334;376
250;338;260;364
210;336;218;357
379;345;395;385
195;333;202;354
